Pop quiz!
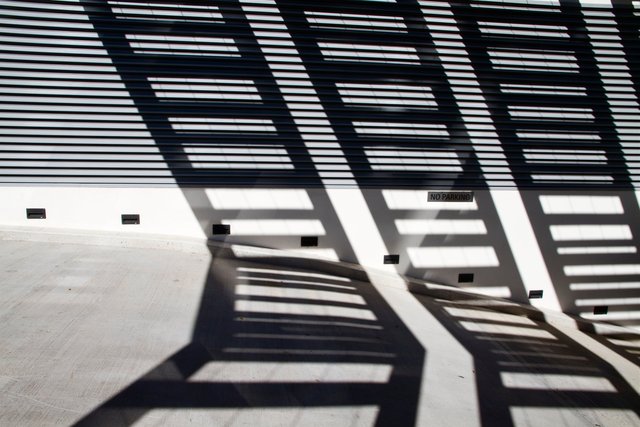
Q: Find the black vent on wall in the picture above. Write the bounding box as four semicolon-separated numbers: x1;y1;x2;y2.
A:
593;306;609;315
212;224;231;235
384;255;400;265
458;273;474;283
121;214;140;225
301;236;318;247
26;208;46;219
528;290;544;299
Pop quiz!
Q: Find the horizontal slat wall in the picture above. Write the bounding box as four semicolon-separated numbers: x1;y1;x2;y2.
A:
0;0;638;187
447;0;639;188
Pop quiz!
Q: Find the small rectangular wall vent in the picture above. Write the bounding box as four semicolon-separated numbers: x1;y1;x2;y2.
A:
528;290;543;299
121;214;140;225
593;306;608;315
458;273;474;283
212;224;231;235
301;236;318;247
26;208;46;219
384;254;400;264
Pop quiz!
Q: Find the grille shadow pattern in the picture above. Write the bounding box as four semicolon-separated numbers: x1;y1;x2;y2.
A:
3;2;640;425
443;0;640;328
414;294;640;427
72;252;425;426
2;0;640;324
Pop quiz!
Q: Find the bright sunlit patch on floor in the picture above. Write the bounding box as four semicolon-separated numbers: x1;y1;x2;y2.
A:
236;316;383;330
236;284;366;305
501;372;616;392
510;407;640;427
231;245;339;261
444;307;534;325
235;300;377;320
237;267;351;282
189;361;393;383
459;322;556;339
138;406;380;427
237;276;354;291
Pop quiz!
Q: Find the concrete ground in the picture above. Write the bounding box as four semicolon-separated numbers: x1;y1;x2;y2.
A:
0;229;639;426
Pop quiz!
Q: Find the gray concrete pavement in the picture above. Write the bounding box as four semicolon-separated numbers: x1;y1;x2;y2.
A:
0;230;638;426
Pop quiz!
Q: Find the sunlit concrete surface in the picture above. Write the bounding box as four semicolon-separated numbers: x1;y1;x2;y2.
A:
0;229;639;427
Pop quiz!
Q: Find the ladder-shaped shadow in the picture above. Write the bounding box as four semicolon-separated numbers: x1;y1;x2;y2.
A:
414;294;640;426
72;1;426;424
447;0;640;327
520;190;640;329
73;249;425;426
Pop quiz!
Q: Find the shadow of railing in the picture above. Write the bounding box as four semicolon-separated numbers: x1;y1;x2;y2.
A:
3;0;639;424
74;0;427;424
273;0;531;303
5;0;637;328
412;292;640;426
443;0;640;327
519;189;640;329
73;248;424;426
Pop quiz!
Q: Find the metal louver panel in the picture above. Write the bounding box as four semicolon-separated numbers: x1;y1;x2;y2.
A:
0;0;638;188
